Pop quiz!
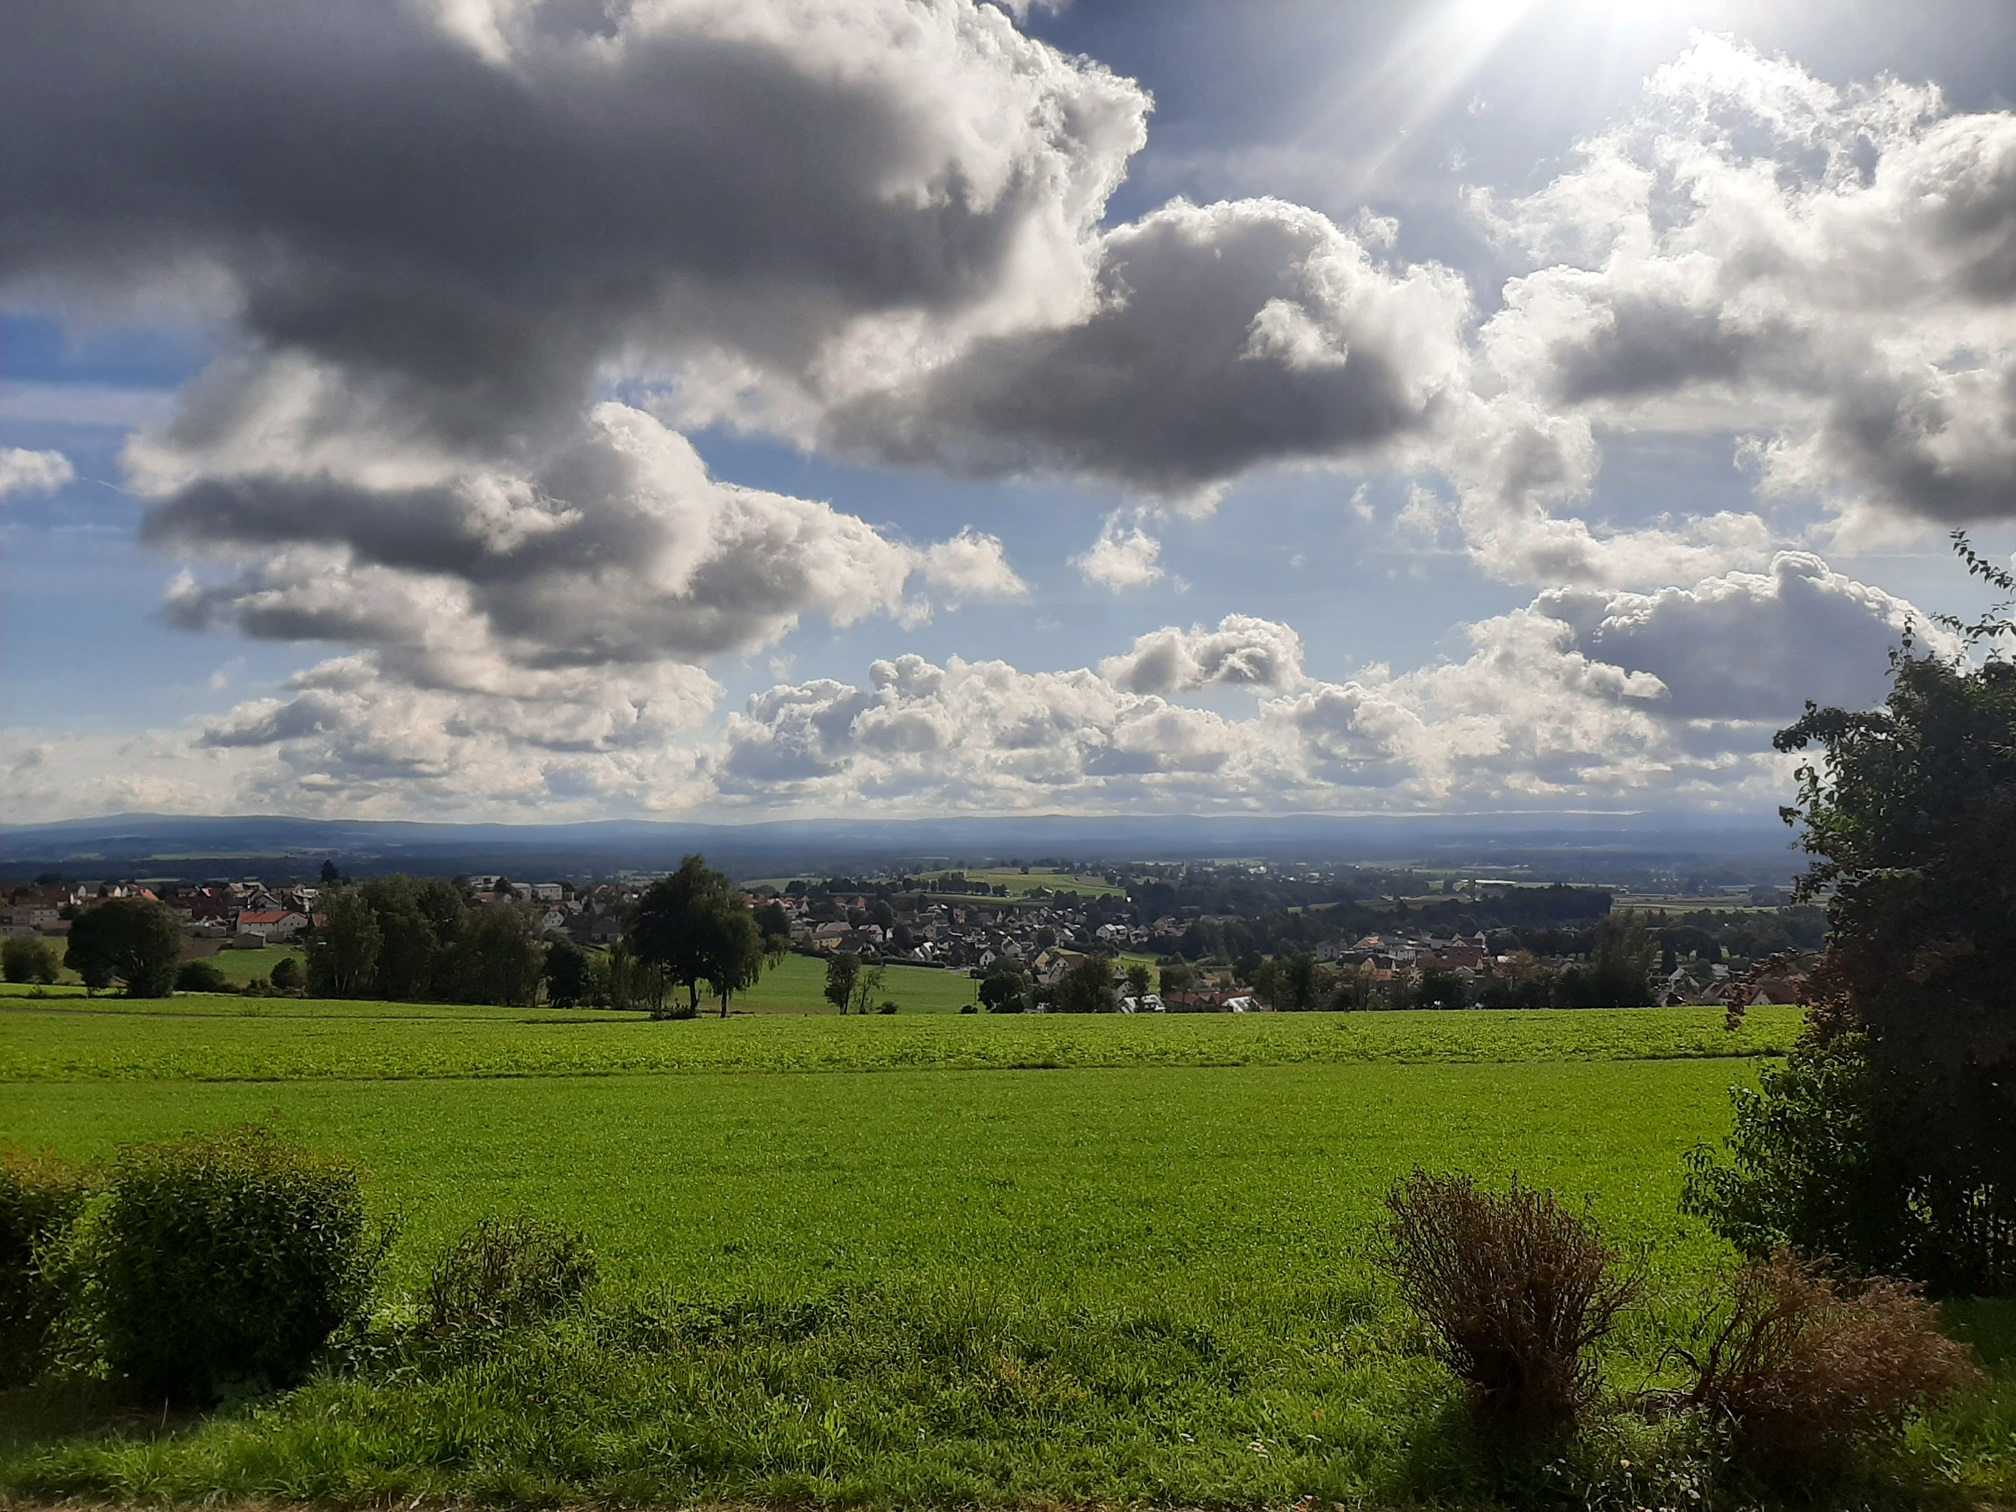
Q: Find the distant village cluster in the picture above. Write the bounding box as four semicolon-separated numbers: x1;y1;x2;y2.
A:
3;858;1821;1012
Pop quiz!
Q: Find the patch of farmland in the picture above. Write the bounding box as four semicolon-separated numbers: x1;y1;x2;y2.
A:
0;1001;1801;1083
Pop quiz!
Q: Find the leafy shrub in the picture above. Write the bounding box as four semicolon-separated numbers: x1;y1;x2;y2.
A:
2;935;61;984
1674;1249;1982;1471
174;958;231;993
1684;1026;2016;1296
425;1216;597;1335
269;956;303;991
93;1127;385;1402
877;999;899;1014
1376;1169;1638;1435
1;1149;96;1386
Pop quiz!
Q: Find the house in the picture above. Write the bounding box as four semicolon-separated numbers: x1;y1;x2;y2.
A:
235;909;308;943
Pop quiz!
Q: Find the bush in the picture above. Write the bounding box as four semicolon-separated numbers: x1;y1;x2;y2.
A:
1376;1169;1638;1435
93;1127;385;1402
2;935;61;984
1684;1026;2016;1296
1674;1249;1982;1471
269;956;303;991
1;1149;96;1386
877;999;899;1014
424;1216;597;1335
174;958;231;993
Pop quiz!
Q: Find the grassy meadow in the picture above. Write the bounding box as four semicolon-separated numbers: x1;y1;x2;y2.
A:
2;995;2009;1507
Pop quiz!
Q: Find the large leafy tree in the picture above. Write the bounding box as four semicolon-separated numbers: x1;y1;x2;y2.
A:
65;898;181;998
698;895;765;1018
1687;536;2015;1294
630;855;769;1018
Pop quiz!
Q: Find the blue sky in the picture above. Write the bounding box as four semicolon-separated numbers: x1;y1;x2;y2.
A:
4;0;2014;823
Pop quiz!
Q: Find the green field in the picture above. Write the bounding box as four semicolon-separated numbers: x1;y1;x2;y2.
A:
738;952;979;1014
201;944;307;982
931;867;1128;899
1;1000;2008;1507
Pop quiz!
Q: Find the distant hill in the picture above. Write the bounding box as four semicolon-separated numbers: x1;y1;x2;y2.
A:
0;810;1796;885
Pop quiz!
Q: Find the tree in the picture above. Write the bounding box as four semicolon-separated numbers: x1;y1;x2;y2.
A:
1;936;60;985
1587;913;1655;1006
306;890;381;997
753;900;792;948
458;902;544;1007
1687;536;2016;1295
319;859;342;886
630;855;734;1018
824;952;861;1014
1124;962;1153;1001
698;894;765;1018
361;874;441;1002
847;961;887;1017
544;939;590;1008
1159;961;1197;996
269;956;303;992
1054;955;1117;1013
64;898;182;998
979;967;1027;1013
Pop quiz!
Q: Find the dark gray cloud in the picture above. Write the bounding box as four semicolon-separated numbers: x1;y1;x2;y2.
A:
4;0;1146;448
823;197;1472;499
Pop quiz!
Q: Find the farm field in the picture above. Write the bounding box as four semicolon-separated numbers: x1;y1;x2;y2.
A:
0;996;1803;1082
1;1002;2008;1507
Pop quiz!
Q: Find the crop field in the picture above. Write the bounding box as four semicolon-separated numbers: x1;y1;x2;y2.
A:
0;994;1802;1082
2;999;2008;1508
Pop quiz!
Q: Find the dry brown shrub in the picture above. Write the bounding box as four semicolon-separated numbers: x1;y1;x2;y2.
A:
1376;1168;1639;1435
1679;1248;1983;1468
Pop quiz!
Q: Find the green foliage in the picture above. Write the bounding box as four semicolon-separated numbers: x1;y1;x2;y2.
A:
1738;546;2016;1292
62;900;181;998
174;959;231;993
424;1216;596;1335
451;903;543;1008
90;1127;385;1403
1053;954;1116;1013
1683;1031;1885;1267
2;937;60;986
269;956;303;992
306;889;381;997
0;1149;95;1386
543;939;589;1009
630;856;766;1018
978;967;1027;1013
823;952;860;1013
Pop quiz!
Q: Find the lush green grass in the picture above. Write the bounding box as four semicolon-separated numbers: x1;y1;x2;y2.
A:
202;944;306;982
0;999;1802;1083
737;952;980;1014
1;1004;2006;1507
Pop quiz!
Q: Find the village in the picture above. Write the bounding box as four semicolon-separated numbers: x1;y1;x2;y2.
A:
0;863;1810;1011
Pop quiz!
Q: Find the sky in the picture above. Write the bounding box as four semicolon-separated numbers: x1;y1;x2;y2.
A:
4;0;2015;825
